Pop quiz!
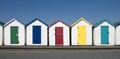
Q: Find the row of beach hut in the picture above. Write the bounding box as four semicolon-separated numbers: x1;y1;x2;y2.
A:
0;18;119;46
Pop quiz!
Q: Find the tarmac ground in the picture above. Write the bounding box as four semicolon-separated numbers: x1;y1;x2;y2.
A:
0;46;120;59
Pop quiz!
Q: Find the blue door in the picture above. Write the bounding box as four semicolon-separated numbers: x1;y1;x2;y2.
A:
33;26;41;44
101;26;109;44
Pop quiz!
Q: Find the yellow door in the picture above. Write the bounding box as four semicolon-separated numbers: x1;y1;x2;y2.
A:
77;26;86;45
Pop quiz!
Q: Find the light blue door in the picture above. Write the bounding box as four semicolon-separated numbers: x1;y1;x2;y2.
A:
101;26;109;44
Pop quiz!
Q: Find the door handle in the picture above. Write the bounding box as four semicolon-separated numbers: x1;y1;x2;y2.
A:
16;34;18;36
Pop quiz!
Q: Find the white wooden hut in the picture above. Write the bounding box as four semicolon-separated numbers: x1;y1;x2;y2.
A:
4;18;25;45
93;20;115;46
49;20;70;46
116;25;120;45
0;25;3;45
26;18;48;45
71;18;93;45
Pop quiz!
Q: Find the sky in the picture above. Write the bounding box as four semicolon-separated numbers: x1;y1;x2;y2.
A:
0;0;120;25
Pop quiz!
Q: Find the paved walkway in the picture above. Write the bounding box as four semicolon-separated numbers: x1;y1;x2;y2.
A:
0;49;120;59
0;46;120;49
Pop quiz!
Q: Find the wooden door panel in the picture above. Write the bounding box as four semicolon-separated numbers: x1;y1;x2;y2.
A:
55;27;63;45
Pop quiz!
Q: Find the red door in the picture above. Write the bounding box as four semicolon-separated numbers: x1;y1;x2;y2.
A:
55;27;63;45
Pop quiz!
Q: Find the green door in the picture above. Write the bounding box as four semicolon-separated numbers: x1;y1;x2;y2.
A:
11;26;19;44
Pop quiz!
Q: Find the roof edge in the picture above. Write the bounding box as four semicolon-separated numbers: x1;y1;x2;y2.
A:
26;18;48;26
94;20;115;27
4;18;25;27
48;20;70;28
71;17;93;27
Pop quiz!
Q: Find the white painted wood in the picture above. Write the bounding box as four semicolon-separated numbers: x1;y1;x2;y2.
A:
116;25;120;45
49;21;70;46
94;21;115;46
0;25;3;45
4;18;25;45
71;20;93;45
26;20;48;45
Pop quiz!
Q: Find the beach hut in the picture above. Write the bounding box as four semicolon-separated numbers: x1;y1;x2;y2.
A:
71;18;93;45
116;25;120;45
26;18;48;45
0;25;3;45
4;18;25;45
49;20;70;46
93;20;115;46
